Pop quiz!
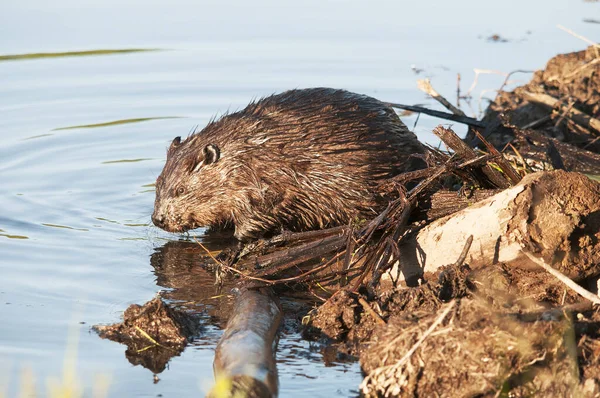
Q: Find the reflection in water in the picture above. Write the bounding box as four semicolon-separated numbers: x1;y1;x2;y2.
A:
94;237;236;374
149;236;239;324
149;235;361;387
95;235;240;374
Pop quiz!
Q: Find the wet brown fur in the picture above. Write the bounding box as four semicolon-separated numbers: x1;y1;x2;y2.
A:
152;88;425;240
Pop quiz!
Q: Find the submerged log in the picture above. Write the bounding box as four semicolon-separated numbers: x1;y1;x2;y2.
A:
209;288;281;398
392;170;600;285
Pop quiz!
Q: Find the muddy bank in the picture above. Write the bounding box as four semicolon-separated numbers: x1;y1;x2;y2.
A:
312;257;600;396
361;298;589;397
306;46;600;396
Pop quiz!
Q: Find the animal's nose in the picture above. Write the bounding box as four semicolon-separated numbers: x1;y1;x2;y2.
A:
152;213;165;228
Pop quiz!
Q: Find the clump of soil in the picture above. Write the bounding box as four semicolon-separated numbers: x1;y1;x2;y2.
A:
94;297;199;373
470;264;582;310
309;263;471;354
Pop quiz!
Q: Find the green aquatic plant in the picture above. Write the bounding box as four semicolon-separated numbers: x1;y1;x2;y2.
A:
0;48;161;62
53;116;183;131
101;158;153;164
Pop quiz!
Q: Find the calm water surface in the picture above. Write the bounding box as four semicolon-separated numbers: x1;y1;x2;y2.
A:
1;0;598;396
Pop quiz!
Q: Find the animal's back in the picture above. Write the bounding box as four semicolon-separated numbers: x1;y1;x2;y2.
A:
152;88;425;240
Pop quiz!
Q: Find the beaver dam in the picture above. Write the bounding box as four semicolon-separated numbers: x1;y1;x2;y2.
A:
95;45;600;397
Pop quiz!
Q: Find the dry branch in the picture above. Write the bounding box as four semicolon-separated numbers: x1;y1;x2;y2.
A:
417;79;465;116
522;91;600;133
524;252;600;305
360;300;457;396
510;127;600;175
211;288;281;398
433;126;511;188
385;102;485;128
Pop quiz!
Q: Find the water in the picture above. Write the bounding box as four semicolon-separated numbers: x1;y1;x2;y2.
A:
0;0;598;396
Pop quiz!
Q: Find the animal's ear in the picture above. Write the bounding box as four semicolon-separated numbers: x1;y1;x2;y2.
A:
168;136;181;156
203;144;220;165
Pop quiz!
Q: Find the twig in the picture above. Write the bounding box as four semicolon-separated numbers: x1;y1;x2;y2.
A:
385;102;485;128
237;226;349;260
524;252;600;305
522;91;600;133
557;24;600;57
417;78;489;145
554;99;576;129
135;326;161;346
193;237;223;265
456;73;461;108
472;129;522;184
263;226;348;246
521;115;551;130
584;18;600;25
477;88;498;115
369;200;413;290
193;237;276;284
498;69;536;93
433;126;511;188
465;69;508;97
253;234;346;277
583;134;600;150
507;143;533;173
453;235;473;267
360;300;457;394
401;301;456;363
563;58;600;80
417;78;465;116
358;297;386;326
261;251;344;284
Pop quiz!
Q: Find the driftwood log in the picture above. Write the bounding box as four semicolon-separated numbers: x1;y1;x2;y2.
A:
391;170;600;285
209;288;281;398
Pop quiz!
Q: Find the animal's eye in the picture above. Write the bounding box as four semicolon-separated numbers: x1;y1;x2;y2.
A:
177;186;185;196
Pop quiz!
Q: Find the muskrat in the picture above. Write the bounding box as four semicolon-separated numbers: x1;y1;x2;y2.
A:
152;88;425;240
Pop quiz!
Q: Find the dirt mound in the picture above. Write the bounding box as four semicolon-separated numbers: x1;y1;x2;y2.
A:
311;254;600;397
360;298;588;397
484;45;600;153
310;262;471;354
94;297;199;373
477;46;600;176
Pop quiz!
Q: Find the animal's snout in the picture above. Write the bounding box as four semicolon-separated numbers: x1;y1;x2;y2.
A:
152;212;166;228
